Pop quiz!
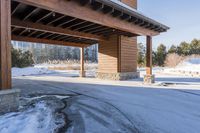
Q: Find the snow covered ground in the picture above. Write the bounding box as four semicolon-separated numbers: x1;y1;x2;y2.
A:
10;69;200;133
0;95;70;133
162;58;200;77
3;59;200;133
12;67;55;77
0;102;60;133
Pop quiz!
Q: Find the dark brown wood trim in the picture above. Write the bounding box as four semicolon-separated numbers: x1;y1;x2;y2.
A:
146;36;152;75
0;0;12;89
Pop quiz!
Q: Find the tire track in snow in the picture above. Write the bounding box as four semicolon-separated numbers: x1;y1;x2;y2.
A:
41;83;140;133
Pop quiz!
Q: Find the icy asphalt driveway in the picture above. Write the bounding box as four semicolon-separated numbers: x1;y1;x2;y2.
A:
11;72;200;133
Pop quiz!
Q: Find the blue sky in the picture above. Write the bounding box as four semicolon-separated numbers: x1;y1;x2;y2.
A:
137;0;200;49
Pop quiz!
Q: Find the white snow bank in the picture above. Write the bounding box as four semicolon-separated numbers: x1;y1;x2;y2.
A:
176;58;200;72
164;58;200;75
12;67;55;77
182;58;200;65
0;102;58;133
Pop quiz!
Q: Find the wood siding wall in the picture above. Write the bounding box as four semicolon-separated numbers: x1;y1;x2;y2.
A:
119;36;137;72
121;0;137;9
98;35;137;74
98;35;119;73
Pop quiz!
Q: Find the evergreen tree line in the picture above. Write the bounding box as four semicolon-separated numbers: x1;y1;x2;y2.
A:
31;45;98;63
137;39;200;67
12;42;98;64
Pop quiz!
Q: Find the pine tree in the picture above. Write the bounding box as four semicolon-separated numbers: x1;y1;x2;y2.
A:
168;45;177;54
156;44;167;66
137;43;146;67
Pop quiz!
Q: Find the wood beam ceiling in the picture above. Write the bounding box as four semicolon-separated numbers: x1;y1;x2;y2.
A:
11;18;105;41
13;0;159;36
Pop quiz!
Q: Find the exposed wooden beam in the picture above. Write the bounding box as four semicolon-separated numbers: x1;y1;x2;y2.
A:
46;15;65;25
75;23;96;31
43;33;54;39
82;25;103;32
35;32;46;38
18;28;28;36
35;11;53;23
23;7;39;21
50;34;62;40
67;21;87;29
12;2;21;15
12;18;105;41
11;27;17;32
89;27;110;34
27;30;37;37
12;35;90;47
14;0;159;36
57;18;77;27
57;35;69;41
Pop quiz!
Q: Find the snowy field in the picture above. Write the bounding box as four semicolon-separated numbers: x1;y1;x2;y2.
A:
0;58;199;133
12;67;55;77
162;58;200;77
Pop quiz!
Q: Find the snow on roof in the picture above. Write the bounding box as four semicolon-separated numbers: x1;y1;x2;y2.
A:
107;0;169;30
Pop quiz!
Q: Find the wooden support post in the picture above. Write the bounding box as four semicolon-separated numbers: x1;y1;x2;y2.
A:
144;36;155;84
0;0;12;89
80;47;85;77
146;36;152;75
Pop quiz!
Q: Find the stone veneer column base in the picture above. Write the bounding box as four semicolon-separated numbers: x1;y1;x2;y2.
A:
96;72;140;80
144;75;155;84
0;89;20;114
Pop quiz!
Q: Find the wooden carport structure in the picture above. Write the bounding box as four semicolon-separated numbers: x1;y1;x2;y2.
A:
0;0;169;89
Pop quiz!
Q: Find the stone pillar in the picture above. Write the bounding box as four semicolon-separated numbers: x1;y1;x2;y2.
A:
80;47;86;77
0;89;20;114
97;35;139;80
144;36;155;84
0;0;12;89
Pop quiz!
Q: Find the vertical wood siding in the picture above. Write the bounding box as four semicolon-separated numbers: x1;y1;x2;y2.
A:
98;35;119;73
119;36;137;72
98;35;137;74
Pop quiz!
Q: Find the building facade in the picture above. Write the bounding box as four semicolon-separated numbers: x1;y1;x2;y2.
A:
0;0;169;89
